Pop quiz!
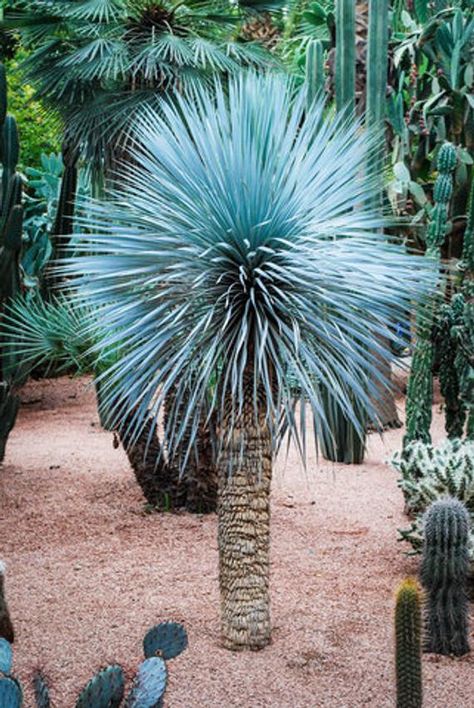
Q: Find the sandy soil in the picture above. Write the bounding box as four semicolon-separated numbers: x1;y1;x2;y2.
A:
0;376;473;707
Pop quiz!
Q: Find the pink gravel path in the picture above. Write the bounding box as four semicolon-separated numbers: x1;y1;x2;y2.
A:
0;376;473;707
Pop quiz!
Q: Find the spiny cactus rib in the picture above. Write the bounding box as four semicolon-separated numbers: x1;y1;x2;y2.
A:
305;39;325;110
395;579;423;708
0;677;22;708
143;622;188;661
335;0;355;114
0;638;12;674
404;142;457;449
33;670;51;708
75;665;125;708
125;657;167;708
421;498;470;656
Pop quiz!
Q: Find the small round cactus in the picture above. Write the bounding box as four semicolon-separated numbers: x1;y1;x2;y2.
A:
421;497;470;656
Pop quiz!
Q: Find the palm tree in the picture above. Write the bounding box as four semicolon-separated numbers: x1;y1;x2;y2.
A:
7;0;270;180
58;72;433;650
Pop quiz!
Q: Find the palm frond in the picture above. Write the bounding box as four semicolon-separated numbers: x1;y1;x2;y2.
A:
58;73;436;464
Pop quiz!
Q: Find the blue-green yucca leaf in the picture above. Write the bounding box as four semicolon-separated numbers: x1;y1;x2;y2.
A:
58;72;436;466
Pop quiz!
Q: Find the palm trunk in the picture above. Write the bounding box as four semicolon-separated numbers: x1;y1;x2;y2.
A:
218;393;272;650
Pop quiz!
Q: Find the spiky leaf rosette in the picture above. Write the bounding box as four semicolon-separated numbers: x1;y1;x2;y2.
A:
59;73;435;466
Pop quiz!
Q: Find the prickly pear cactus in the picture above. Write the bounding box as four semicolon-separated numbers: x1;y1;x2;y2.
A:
33;670;51;708
125;657;167;708
0;676;22;707
0;637;12;674
75;665;125;708
395;578;422;708
143;622;188;661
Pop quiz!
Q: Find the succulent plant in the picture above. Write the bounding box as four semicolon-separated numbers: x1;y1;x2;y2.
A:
33;670;50;708
0;637;12;674
395;578;423;708
0;61;24;463
0;563;14;644
0;676;22;708
421;497;470;656
335;0;355;114
125;657;167;708
404;143;458;449
305;39;325;110
75;665;125;708
143;622;188;661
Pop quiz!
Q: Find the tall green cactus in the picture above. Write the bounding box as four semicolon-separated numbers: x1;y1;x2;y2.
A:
395;578;423;708
404;143;457;448
335;0;355;114
305;39;325;111
0;62;24;463
421;497;470;656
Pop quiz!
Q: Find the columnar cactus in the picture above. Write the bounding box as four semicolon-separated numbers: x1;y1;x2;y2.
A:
305;39;325;111
404;143;458;449
335;0;355;114
395;578;423;708
421;497;470;656
0;62;24;463
0;563;14;644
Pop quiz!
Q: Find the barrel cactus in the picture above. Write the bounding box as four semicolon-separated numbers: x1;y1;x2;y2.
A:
421;497;470;656
395;578;423;708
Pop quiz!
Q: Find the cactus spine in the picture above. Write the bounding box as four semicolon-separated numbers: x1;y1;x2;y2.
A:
395;578;423;708
0;563;14;644
421;498;470;656
335;0;355;115
404;143;457;448
0;62;24;463
305;39;325;111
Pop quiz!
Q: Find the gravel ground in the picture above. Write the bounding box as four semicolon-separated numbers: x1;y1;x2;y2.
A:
0;376;473;707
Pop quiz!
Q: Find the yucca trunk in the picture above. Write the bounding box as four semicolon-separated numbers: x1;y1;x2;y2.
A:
218;388;272;650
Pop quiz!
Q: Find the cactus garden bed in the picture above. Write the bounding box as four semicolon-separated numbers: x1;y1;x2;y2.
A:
1;376;473;707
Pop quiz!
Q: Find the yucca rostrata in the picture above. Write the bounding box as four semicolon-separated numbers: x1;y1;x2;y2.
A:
395;578;423;708
59;73;434;650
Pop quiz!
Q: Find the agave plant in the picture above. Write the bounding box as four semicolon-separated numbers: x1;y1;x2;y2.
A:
58;72;434;650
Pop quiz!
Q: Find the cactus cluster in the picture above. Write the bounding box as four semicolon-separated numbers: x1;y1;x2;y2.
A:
421;497;470;656
395;578;423;708
0;61;24;463
0;621;187;707
404;143;458;449
392;439;474;567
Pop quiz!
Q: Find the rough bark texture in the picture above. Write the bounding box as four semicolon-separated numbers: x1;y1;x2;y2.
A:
118;405;217;513
218;400;272;651
118;412;185;510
